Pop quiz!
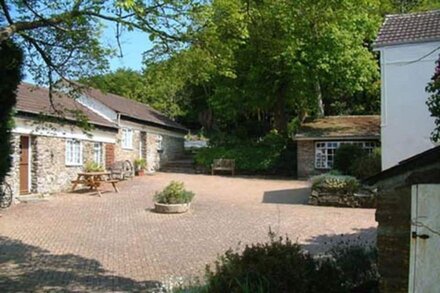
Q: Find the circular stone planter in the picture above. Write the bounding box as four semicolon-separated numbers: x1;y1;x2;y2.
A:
154;202;191;214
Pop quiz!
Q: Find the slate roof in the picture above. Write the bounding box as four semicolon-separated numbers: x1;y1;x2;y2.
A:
375;10;440;47
295;115;380;140
81;86;187;133
16;83;117;129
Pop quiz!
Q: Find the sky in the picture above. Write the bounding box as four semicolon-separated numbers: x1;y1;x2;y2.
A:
23;24;152;83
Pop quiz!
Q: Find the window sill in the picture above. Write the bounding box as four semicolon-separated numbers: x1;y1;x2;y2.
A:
66;164;83;167
122;147;133;150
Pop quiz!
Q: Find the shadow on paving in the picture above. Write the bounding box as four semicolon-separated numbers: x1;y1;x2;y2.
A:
303;227;377;254
0;236;161;292
262;188;310;205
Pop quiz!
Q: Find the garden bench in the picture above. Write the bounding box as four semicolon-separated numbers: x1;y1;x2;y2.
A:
211;159;235;176
108;160;134;180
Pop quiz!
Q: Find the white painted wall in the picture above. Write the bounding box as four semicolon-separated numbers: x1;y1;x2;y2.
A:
13;117;116;143
76;94;118;122
379;41;439;170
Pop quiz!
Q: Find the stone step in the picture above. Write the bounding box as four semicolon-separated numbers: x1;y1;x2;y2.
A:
160;167;196;174
16;194;50;203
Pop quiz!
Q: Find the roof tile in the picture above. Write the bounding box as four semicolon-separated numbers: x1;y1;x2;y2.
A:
375;10;440;47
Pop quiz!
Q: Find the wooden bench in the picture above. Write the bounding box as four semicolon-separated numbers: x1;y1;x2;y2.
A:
211;159;235;176
106;179;120;193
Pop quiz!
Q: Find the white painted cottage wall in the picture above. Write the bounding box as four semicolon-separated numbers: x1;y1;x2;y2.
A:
379;41;439;170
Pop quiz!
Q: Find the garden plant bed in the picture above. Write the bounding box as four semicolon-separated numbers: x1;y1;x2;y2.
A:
309;189;376;208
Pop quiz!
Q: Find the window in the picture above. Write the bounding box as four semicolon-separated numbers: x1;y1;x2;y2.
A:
315;141;380;169
156;135;163;151
121;128;133;149
93;142;103;165
66;139;82;166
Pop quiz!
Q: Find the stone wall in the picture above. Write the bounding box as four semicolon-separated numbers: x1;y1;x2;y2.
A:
114;128;142;163
297;140;318;178
4;134;20;199
160;135;185;165
31;136;96;194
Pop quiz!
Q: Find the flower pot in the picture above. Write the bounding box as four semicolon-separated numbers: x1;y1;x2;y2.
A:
136;169;145;176
154;202;191;214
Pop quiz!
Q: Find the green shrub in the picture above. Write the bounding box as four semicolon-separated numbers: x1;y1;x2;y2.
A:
350;148;381;179
194;131;296;176
154;181;195;204
334;144;366;175
84;161;104;172
311;174;360;194
184;235;379;293
134;158;147;170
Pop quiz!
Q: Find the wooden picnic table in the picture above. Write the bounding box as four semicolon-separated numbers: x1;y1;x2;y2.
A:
71;171;119;197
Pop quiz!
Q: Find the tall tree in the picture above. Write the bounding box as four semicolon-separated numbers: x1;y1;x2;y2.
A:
0;40;22;183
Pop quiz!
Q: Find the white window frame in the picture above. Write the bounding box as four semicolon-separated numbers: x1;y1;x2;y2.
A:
315;141;379;170
156;134;163;151
121;128;133;150
65;139;83;166
93;142;103;165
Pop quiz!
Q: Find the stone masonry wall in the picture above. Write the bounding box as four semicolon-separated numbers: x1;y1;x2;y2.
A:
4;134;20;199
32;136;96;194
160;135;185;166
114;128;142;164
297;140;317;178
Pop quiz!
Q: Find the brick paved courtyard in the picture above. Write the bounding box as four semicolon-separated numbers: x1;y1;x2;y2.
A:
0;173;376;291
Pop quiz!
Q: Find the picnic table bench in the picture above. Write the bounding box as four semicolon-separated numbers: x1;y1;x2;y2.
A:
71;172;120;197
211;159;235;176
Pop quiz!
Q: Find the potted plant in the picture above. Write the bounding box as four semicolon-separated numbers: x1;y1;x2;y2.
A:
84;161;104;172
134;159;146;176
154;181;195;214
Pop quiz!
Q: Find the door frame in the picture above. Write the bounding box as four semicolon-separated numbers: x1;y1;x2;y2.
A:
19;135;32;194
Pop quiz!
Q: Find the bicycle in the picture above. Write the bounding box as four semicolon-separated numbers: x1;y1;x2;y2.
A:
0;181;13;208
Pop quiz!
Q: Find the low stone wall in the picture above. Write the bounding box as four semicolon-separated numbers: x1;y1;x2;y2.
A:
309;188;376;208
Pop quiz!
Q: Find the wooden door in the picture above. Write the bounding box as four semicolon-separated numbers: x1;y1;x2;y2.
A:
105;144;115;167
19;136;30;194
409;184;440;292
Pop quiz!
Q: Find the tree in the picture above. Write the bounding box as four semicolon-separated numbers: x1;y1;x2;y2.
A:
0;0;198;181
171;0;381;135
426;55;440;142
0;40;22;183
0;0;198;84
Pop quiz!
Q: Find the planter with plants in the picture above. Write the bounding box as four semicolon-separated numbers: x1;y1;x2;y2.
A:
310;174;376;208
154;181;195;213
134;159;146;176
84;161;104;172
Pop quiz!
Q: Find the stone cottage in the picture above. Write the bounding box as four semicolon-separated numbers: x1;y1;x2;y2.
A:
366;146;440;292
75;85;187;171
6;83;187;198
294;115;380;178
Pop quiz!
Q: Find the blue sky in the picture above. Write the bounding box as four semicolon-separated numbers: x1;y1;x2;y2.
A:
23;24;152;83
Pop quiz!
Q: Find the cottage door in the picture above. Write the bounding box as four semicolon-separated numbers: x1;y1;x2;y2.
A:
19;136;30;194
105;144;115;167
409;184;440;293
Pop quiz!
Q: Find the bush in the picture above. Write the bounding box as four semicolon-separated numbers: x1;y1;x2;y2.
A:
311;174;360;194
194;131;296;176
333;144;366;175
350;148;381;179
154;181;194;204
84;161;104;172
182;235;379;293
134;158;147;170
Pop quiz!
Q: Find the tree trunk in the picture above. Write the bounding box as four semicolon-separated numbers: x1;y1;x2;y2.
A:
315;79;324;117
273;83;288;134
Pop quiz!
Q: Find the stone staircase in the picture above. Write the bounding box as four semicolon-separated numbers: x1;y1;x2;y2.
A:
160;153;196;174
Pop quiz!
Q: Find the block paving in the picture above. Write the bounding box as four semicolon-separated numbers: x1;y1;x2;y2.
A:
0;173;376;291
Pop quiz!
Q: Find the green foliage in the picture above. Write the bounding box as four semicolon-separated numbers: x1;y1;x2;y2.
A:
311;174;360;194
195;131;296;175
334;144;366;175
350;148;382;179
191;234;379;293
154;181;195;204
134;159;147;170
84;161;104;172
426;54;440;142
0;41;23;183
